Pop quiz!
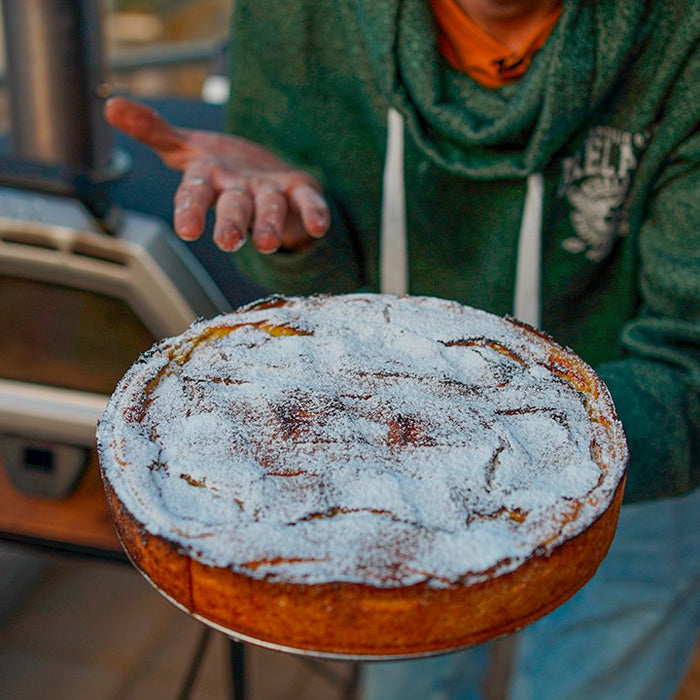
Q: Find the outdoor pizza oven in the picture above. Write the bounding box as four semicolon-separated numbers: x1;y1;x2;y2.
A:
0;0;230;497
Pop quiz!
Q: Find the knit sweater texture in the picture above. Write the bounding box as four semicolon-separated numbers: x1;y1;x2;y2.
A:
227;0;700;503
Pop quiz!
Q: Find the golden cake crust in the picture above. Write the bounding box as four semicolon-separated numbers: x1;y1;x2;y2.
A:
104;476;625;657
98;293;628;658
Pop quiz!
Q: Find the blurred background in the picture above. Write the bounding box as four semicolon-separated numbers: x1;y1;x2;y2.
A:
0;0;234;125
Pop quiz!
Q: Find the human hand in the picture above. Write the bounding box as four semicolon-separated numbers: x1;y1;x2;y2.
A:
104;96;330;253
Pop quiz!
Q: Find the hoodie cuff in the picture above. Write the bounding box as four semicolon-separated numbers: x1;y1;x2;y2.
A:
597;357;699;504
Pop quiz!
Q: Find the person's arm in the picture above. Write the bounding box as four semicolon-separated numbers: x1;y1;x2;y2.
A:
104;94;367;295
104;97;330;254
597;134;700;503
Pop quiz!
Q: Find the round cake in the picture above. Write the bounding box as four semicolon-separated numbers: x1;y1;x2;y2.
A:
97;293;628;658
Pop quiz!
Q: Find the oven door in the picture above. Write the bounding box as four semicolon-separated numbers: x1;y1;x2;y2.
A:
0;201;229;496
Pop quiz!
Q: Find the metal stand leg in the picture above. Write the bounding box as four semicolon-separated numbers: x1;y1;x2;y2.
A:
230;639;246;700
342;662;361;700
177;626;212;700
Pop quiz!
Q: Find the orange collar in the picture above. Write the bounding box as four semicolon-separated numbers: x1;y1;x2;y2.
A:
431;0;562;88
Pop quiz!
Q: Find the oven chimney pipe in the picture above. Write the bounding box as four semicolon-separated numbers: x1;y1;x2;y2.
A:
2;0;114;177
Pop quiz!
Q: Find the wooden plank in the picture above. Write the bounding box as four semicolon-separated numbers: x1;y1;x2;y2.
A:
0;450;123;556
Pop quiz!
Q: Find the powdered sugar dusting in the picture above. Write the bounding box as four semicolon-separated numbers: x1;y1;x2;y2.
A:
98;294;627;588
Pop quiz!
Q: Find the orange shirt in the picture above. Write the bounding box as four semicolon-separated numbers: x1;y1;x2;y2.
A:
431;0;562;88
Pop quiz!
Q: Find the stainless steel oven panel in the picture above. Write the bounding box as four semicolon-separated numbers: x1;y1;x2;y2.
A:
0;190;231;339
0;189;230;495
0;380;106;498
0;379;106;446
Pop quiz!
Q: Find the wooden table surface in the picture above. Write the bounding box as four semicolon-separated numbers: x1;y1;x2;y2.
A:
0;450;125;560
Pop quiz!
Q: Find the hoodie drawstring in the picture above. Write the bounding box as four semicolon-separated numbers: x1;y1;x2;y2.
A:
513;172;544;329
379;108;544;329
380;107;408;295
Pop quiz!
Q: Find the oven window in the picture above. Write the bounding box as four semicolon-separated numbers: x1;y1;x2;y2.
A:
0;275;156;394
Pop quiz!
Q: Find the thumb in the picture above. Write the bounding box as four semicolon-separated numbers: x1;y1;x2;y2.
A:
104;96;197;164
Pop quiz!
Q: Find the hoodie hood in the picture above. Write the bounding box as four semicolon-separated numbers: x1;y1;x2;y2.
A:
341;0;654;178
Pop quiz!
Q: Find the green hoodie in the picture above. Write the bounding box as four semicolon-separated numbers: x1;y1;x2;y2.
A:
227;0;700;503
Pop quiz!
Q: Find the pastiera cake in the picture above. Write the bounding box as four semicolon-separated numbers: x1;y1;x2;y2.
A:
97;293;628;658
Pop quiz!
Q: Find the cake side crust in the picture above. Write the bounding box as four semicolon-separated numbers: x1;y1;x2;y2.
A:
104;473;625;657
